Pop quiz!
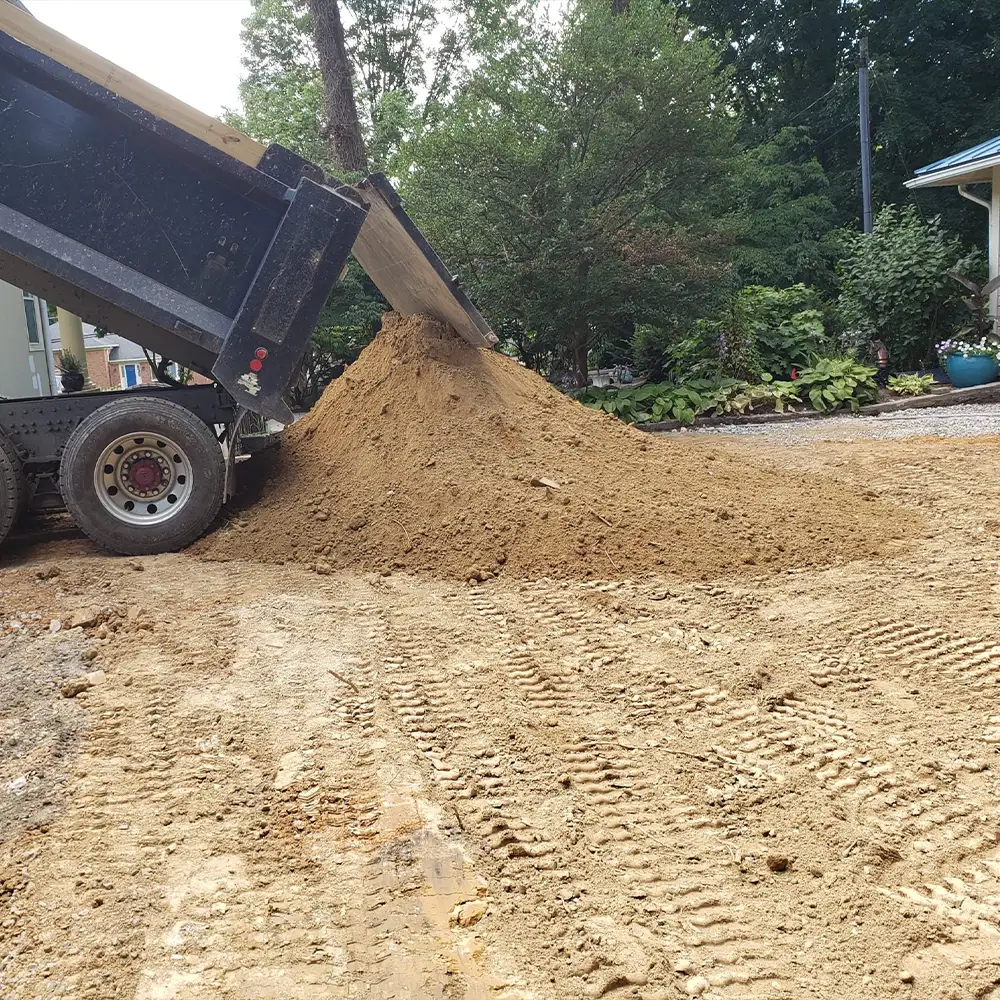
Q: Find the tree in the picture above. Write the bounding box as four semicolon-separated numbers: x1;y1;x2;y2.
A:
399;0;738;385
677;0;1000;241
731;127;842;292
676;0;853;136
226;0;521;171
308;0;368;171
224;0;331;168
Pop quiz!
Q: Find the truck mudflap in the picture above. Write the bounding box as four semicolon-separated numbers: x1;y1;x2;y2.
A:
351;174;498;350
211;179;368;424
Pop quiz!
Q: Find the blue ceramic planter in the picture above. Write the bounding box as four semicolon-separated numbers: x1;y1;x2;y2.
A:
945;353;999;388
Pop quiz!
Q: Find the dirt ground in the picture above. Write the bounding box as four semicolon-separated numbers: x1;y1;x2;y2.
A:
4;434;1000;1000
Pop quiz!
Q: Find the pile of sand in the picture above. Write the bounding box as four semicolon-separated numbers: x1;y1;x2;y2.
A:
200;313;916;581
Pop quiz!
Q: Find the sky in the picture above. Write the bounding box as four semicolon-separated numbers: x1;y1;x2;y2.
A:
23;0;572;119
26;0;253;116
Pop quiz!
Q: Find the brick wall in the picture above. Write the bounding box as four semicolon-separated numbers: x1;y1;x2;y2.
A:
54;350;212;390
53;348;114;389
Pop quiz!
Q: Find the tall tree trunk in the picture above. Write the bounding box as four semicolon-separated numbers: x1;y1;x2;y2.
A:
572;331;590;388
611;0;629;13
308;0;368;173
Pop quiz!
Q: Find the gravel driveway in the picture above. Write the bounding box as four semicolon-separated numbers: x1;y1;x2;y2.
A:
673;402;1000;441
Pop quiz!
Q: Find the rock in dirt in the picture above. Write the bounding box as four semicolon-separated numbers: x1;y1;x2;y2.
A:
685;976;711;996
198;312;917;581
451;900;488;927
766;854;790;873
67;608;103;630
60;670;106;698
273;750;305;791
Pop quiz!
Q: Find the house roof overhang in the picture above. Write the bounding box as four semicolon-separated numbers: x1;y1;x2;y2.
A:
907;137;1000;190
905;158;1000;190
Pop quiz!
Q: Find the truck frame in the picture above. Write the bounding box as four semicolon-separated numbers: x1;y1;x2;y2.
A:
0;2;494;555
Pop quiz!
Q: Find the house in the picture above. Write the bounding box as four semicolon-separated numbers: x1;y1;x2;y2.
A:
48;319;212;390
0;278;54;399
908;136;1000;317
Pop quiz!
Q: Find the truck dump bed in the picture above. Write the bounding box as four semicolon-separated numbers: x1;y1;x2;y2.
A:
0;1;494;422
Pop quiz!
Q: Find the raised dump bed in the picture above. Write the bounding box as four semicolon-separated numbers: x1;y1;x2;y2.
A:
0;2;494;554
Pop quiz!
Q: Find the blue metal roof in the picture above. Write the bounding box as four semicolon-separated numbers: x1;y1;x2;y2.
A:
915;135;1000;176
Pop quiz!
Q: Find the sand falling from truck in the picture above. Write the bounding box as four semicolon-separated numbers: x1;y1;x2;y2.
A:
199;312;919;580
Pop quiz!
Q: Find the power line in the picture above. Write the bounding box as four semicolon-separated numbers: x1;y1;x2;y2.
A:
814;120;854;147
787;78;844;126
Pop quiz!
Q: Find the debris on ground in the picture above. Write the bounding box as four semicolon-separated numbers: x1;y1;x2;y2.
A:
200;313;917;580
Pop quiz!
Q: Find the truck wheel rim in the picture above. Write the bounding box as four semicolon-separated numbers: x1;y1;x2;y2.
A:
93;432;194;527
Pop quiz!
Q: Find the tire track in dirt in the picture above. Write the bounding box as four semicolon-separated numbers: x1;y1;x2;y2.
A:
708;688;1000;864
378;610;645;999
460;582;796;997
222;594;508;1000
1;585;514;1000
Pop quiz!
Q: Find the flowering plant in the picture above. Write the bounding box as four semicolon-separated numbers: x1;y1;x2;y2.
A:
936;337;1000;361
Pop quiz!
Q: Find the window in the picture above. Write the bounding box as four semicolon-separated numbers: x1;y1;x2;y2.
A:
22;293;40;345
121;363;141;388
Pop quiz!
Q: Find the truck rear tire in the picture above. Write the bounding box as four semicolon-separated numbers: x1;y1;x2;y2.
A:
59;397;225;555
0;431;25;547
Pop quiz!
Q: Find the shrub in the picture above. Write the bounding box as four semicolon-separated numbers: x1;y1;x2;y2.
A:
887;373;935;396
838;205;979;370
579;356;876;425
579;376;802;426
631;323;719;383
794;357;878;413
717;296;765;382
738;285;831;377
664;285;831;386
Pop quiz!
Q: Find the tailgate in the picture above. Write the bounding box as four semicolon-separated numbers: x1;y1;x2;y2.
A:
351;174;498;349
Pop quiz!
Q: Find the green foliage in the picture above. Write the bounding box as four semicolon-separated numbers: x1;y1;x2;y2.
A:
731;128;842;292
632;284;830;385
793;357;879;413
737;284;830;376
838;205;979;371
580;352;875;425
398;0;738;386
57;350;83;374
717;296;764;382
222;0;331;169
579;375;803;426
678;0;1000;240
631;323;719;384
887;373;935;396
949;272;1000;340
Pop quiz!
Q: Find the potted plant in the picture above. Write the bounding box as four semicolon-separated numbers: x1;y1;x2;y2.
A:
938;273;1000;388
58;350;86;393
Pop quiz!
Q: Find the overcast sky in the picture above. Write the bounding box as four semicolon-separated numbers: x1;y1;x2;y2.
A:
23;1;570;119
27;0;252;116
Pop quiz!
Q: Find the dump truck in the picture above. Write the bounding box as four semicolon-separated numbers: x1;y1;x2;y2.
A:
0;2;494;556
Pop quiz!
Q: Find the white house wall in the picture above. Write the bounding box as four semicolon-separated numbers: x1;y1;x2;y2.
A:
992;166;1000;318
0;279;51;399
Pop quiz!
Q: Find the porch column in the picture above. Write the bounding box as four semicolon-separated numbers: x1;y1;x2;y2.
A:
992;166;1000;320
55;308;87;382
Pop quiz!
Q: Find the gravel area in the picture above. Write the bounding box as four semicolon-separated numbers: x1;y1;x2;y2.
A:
670;402;1000;441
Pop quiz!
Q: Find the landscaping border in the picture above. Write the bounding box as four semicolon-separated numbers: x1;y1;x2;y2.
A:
638;380;1000;433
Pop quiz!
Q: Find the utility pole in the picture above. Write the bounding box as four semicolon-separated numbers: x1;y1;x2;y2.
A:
859;36;873;234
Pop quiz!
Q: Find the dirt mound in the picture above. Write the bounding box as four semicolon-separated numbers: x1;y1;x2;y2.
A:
200;313;917;580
